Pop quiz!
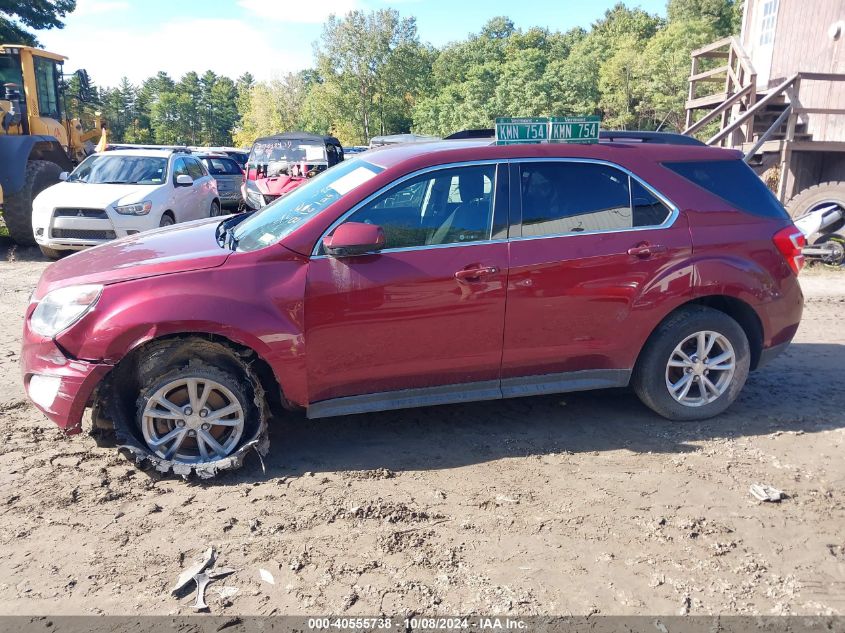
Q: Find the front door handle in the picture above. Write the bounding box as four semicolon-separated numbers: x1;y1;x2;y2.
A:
455;266;498;282
627;243;667;258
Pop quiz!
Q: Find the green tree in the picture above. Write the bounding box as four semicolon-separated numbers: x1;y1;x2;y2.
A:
313;9;431;144
235;73;308;146
635;19;718;131
176;71;202;144
667;0;737;36
0;0;75;46
207;76;238;145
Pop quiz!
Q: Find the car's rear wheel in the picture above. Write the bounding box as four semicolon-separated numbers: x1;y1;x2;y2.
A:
632;306;750;421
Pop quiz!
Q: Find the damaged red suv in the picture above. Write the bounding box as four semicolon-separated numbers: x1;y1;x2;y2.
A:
22;134;804;477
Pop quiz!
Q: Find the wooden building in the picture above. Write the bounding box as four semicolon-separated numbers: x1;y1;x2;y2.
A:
685;0;845;211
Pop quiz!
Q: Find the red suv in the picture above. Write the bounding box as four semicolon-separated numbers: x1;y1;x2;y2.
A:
21;136;804;477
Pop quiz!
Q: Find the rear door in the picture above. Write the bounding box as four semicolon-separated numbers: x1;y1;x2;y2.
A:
304;162;510;409
502;159;693;393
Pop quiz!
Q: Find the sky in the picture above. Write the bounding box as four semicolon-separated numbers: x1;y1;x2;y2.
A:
39;0;668;88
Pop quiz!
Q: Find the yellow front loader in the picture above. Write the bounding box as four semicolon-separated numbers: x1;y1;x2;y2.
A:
0;45;105;245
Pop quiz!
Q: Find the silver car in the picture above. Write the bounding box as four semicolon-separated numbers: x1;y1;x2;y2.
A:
199;154;244;209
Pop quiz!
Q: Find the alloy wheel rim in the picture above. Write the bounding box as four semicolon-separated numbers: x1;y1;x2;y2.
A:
665;330;736;407
141;377;245;463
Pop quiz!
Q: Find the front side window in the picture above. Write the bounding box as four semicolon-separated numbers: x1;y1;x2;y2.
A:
33;56;61;120
66;154;167;185
337;164;496;250
172;157;189;182
519;162;671;237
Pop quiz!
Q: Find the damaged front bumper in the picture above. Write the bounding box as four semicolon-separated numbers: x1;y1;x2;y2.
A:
21;328;111;435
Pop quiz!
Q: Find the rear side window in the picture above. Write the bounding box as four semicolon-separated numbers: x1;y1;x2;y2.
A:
519;162;672;237
663;160;788;219
185;158;206;179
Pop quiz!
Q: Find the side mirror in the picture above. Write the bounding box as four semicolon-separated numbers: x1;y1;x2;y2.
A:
58;171;69;181
176;174;194;186
323;222;385;257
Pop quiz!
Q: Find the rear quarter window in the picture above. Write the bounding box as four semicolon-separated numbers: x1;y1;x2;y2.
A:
663;159;788;219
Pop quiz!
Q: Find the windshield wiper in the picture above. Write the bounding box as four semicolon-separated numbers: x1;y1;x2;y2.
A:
215;213;253;251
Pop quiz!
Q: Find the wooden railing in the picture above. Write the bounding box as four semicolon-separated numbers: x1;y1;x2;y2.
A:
684;36;757;143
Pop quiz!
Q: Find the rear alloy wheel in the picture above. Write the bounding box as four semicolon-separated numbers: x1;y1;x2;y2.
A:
665;331;736;407
633;306;750;420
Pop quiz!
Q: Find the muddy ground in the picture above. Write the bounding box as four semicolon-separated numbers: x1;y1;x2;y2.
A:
0;239;843;617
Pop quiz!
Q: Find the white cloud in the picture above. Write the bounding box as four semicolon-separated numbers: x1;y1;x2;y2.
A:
41;18;312;87
237;0;360;23
72;0;130;17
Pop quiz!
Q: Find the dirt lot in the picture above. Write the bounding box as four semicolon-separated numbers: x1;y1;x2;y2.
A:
0;239;843;617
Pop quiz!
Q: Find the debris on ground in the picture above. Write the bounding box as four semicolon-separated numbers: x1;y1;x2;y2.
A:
750;484;786;502
259;568;275;585
171;547;215;595
192;571;212;611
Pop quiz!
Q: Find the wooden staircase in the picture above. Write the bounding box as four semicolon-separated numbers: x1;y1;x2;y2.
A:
683;36;845;200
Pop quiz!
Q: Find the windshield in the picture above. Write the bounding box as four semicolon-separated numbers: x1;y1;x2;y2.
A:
68;154;168;185
249;139;328;173
233;158;384;252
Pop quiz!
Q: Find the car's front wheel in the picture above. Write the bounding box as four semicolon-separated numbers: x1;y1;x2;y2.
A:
632;306;750;421
106;338;269;478
210;200;221;217
139;367;248;464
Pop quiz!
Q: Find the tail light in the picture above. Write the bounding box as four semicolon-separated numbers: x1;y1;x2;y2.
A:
773;226;806;275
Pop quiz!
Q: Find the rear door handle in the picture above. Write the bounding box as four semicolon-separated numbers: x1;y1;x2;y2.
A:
627;243;667;258
455;266;498;282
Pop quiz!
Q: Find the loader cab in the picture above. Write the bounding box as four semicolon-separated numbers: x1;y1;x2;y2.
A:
0;48;26;134
0;46;68;147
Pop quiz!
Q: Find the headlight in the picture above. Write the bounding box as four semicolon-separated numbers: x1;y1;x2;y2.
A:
30;284;103;337
247;190;265;209
114;200;152;215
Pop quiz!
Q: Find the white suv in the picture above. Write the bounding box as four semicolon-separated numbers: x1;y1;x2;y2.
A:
31;149;221;259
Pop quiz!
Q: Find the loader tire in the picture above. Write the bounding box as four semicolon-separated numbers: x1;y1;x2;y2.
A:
3;160;63;246
786;182;845;234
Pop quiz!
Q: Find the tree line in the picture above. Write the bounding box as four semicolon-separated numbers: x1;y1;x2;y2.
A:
61;0;744;147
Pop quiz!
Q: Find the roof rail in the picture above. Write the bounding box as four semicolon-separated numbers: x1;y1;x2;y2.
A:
106;143;193;153
599;131;705;146
445;128;495;140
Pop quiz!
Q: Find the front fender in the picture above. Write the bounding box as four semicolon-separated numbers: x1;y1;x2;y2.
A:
54;258;310;405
